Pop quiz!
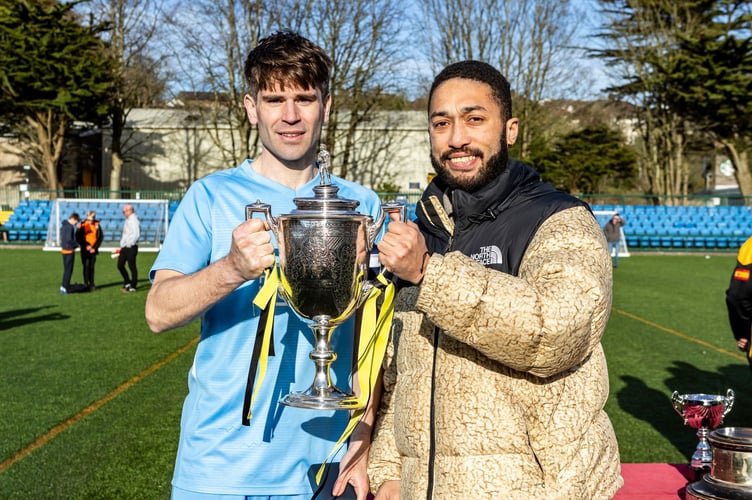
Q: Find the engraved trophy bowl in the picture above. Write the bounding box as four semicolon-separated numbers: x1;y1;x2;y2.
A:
246;149;404;410
672;389;735;470
685;427;752;500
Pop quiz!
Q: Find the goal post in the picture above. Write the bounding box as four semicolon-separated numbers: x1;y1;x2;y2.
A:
593;210;630;258
44;198;169;252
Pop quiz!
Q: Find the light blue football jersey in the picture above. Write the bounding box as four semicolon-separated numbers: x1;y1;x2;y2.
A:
151;160;382;496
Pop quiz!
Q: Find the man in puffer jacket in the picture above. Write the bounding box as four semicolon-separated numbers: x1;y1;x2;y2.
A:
372;60;622;499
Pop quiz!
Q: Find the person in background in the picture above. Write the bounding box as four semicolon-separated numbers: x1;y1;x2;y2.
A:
145;31;381;500
370;60;621;498
76;210;103;291
726;235;752;371
603;212;626;268
117;204;140;292
60;213;80;294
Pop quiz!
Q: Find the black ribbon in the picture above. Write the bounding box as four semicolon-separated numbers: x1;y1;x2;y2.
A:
241;301;275;426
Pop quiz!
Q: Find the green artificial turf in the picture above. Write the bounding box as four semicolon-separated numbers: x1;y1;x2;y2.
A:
604;253;752;464
0;248;750;497
0;248;198;499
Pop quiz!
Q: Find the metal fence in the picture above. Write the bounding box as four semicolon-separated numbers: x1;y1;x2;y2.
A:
2;186;751;210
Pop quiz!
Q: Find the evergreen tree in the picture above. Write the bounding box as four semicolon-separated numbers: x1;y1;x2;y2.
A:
666;1;752;195
530;126;638;194
0;0;113;191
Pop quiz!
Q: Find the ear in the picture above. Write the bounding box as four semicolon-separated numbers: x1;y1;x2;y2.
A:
505;118;519;145
323;93;331;124
244;94;258;125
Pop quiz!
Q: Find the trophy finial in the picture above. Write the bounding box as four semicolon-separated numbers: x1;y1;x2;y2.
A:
317;145;332;186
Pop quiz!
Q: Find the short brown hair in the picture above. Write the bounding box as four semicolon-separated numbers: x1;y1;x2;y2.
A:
244;31;332;98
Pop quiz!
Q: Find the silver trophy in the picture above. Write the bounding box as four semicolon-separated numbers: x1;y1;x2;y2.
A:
686;427;752;499
246;147;403;410
672;389;735;470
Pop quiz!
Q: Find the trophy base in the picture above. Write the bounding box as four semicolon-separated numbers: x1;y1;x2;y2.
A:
686;474;752;500
280;387;364;410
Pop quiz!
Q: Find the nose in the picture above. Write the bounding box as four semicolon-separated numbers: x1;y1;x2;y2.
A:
448;123;469;149
281;99;301;123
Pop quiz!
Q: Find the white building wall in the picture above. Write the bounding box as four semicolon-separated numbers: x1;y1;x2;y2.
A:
103;108;432;193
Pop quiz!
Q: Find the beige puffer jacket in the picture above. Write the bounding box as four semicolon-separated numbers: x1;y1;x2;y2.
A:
368;206;623;499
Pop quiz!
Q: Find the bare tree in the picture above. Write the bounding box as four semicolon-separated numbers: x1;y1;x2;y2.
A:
282;0;408;185
417;0;588;158
75;0;169;195
161;1;272;169
162;0;409;189
595;0;705;202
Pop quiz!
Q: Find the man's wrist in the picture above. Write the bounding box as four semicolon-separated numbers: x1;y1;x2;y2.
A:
415;251;431;285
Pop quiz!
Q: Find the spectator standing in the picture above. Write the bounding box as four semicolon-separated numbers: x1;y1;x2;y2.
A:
603;212;625;268
60;213;80;294
118;204;140;292
76;210;103;291
726;235;752;371
371;60;621;498
145;31;380;499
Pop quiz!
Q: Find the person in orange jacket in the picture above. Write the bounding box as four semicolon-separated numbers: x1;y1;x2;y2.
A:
60;213;80;294
76;210;104;291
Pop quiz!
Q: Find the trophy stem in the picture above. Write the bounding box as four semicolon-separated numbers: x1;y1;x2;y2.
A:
691;427;713;470
279;315;364;410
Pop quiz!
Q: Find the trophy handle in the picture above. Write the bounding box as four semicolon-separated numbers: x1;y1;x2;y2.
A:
369;201;406;248
724;388;735;415
245;200;279;239
671;391;684;415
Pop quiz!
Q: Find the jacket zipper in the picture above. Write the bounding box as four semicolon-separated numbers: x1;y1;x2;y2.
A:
426;234;453;499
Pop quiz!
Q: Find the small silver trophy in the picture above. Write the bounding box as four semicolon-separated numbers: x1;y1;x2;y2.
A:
246;147;403;410
671;389;735;470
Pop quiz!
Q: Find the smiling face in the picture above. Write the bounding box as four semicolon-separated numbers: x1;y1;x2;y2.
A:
244;83;331;170
428;78;518;192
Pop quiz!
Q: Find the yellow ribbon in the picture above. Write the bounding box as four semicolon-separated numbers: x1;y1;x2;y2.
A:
315;273;396;484
245;265;280;422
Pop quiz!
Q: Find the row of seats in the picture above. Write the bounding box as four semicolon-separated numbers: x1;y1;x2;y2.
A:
592;205;752;250
1;199;178;244
3;200;751;251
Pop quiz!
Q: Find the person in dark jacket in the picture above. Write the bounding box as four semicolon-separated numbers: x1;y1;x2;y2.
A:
726;235;752;370
603;213;625;267
76;210;104;291
60;213;80;294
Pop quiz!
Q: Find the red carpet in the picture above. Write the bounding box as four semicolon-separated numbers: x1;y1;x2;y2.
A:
615;463;701;499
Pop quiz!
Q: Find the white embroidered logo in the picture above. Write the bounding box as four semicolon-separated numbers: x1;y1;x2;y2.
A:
470;245;503;265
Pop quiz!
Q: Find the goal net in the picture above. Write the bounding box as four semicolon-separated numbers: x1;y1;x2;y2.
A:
593;210;630;258
44;198;169;252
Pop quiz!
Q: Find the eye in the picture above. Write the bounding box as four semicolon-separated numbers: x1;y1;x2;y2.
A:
296;94;318;105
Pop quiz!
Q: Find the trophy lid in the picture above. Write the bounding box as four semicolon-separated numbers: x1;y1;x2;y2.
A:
291;146;362;214
709;427;752;449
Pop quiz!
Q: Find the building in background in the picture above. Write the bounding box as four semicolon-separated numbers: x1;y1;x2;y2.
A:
100;108;432;194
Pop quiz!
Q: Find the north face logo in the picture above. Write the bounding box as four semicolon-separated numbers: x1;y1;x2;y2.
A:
470;245;503;265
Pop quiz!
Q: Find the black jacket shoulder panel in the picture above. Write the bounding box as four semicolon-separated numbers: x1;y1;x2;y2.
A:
416;160;589;275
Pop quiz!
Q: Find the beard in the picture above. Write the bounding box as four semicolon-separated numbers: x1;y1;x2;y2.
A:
430;139;509;192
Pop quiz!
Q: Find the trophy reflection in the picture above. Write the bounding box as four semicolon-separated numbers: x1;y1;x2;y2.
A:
247;148;403;410
671;389;735;470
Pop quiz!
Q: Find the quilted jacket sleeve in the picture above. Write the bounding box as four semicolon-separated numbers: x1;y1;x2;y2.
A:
415;206;612;378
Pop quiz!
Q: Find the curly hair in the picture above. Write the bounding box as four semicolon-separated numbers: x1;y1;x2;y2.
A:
428;60;512;122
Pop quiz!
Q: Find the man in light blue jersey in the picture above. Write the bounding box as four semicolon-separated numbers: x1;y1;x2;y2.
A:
145;31;381;500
